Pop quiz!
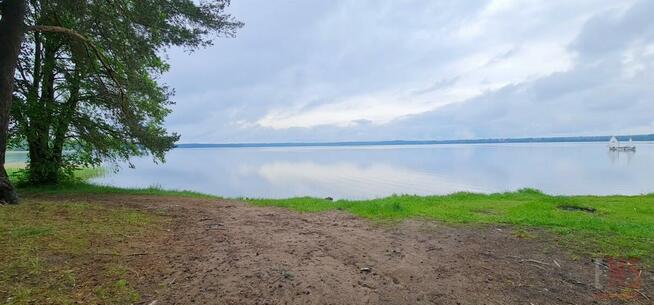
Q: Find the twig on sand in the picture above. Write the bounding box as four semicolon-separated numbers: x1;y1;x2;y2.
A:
522;259;551;266
552;259;561;268
509;256;551;266
126;266;142;280
526;263;548;271
636;290;650;301
97;252;149;256
508;256;553;271
510;256;551;265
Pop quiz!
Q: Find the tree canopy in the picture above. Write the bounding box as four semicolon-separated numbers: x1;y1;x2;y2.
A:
7;0;242;185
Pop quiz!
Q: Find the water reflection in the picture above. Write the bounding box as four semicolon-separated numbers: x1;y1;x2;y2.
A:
253;161;490;198
91;142;654;199
607;150;635;164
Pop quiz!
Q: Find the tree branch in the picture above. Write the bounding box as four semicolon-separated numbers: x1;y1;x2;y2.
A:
26;25;125;102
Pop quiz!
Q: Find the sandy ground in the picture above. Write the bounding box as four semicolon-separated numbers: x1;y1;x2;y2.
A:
33;194;652;305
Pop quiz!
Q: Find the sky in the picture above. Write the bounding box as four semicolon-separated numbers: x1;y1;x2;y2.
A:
163;0;654;143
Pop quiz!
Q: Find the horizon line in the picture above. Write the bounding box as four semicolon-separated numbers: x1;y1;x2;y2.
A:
175;133;654;148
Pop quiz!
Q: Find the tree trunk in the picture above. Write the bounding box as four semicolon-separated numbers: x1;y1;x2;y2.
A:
0;0;26;204
52;69;81;166
27;36;60;185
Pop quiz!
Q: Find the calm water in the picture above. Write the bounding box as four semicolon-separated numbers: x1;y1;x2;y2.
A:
88;142;654;199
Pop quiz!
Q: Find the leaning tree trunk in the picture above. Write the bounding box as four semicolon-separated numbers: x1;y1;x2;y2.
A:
0;0;27;204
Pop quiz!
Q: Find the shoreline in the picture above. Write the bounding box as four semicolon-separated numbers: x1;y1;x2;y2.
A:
15;181;654;265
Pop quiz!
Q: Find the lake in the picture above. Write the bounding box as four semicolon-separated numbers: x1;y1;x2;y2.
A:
85;142;654;199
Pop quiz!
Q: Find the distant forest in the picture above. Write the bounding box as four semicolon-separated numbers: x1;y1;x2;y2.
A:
176;134;654;149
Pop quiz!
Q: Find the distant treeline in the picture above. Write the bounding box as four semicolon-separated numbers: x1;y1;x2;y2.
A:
175;134;654;149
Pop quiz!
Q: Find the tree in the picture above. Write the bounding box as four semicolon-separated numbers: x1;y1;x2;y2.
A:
0;0;26;204
8;0;242;188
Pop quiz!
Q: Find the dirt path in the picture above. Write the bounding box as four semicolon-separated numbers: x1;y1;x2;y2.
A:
33;194;652;305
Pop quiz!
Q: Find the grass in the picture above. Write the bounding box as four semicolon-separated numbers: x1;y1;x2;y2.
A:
5;166;105;183
0;198;165;304
246;189;654;265
6;164;216;199
1;165;203;304
19;182;219;199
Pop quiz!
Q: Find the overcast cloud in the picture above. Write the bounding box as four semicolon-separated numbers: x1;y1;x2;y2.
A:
163;0;654;143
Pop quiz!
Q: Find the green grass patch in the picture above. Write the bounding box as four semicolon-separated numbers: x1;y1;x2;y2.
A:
19;182;219;199
246;189;654;265
6;166;104;180
0;199;165;304
6;166;106;187
7;165;217;199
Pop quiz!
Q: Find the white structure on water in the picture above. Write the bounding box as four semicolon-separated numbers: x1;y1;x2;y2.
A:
608;136;636;151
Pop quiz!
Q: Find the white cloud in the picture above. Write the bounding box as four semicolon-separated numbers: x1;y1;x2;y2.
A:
163;0;653;142
256;27;574;129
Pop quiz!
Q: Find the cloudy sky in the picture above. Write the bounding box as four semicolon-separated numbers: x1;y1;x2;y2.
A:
163;0;654;143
